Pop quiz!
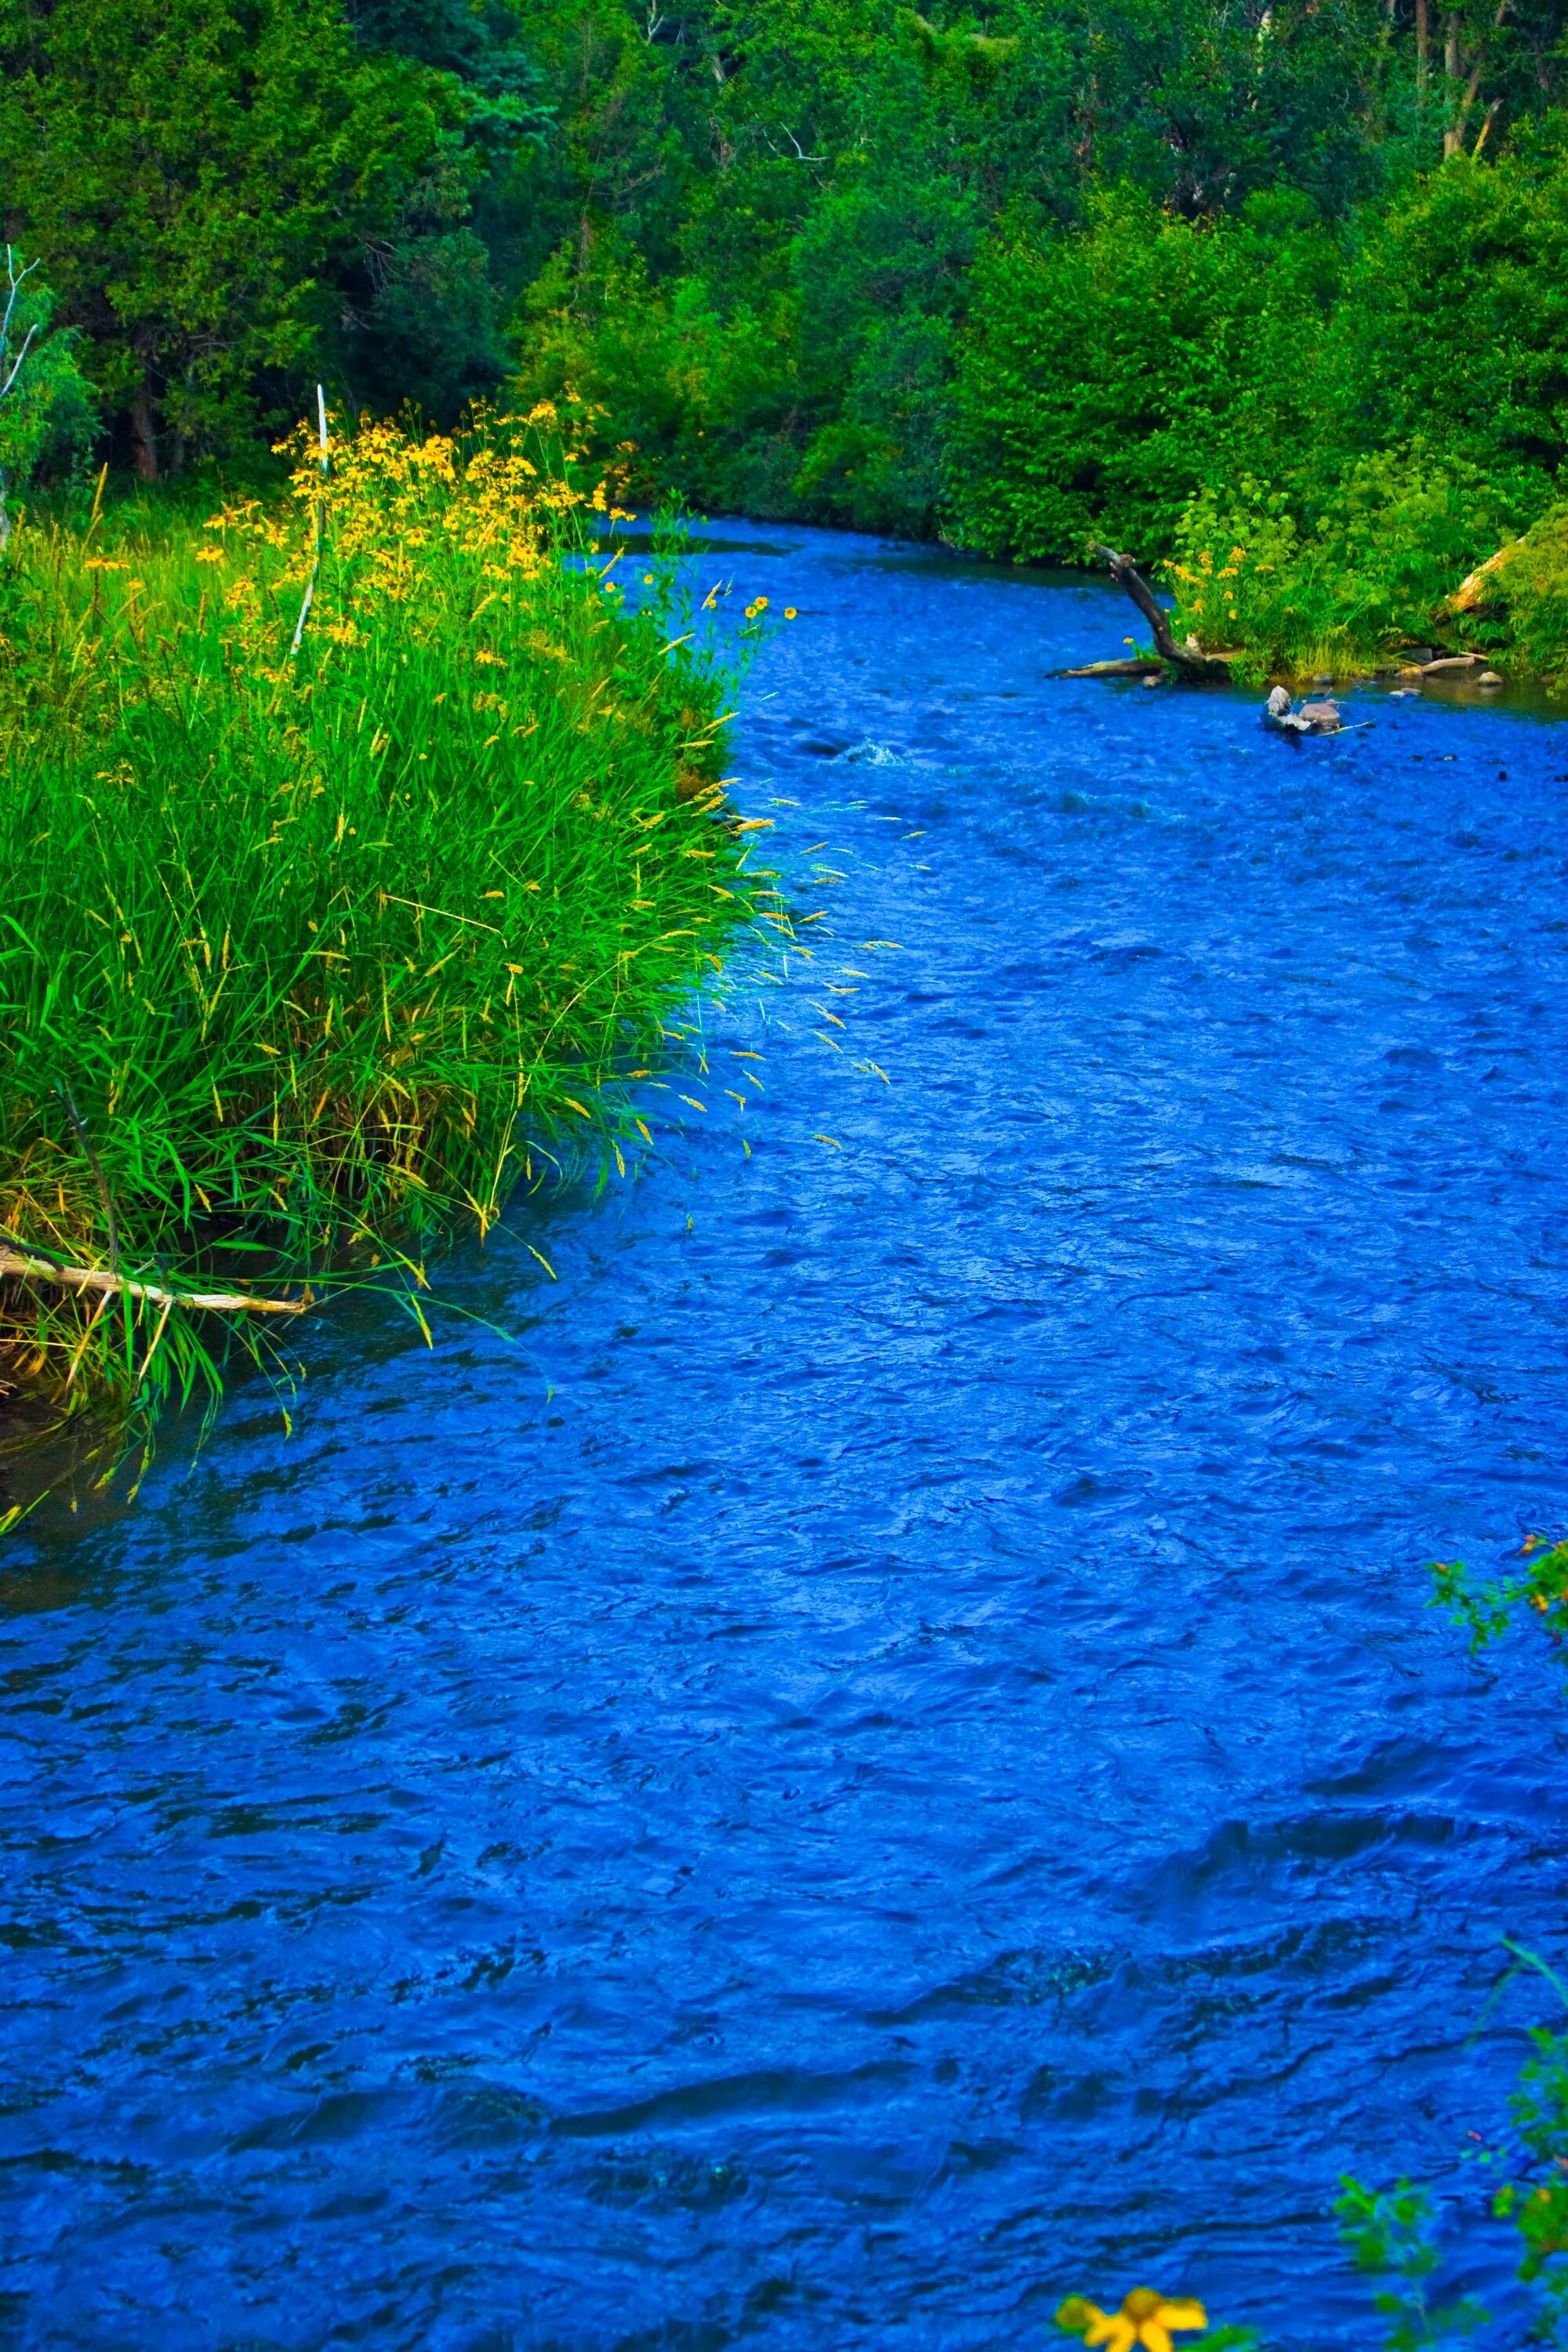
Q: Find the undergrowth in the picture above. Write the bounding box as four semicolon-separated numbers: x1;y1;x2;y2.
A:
0;405;764;1494
1163;456;1530;683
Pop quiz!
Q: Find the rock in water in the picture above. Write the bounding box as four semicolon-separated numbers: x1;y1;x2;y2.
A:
1263;685;1342;736
1264;685;1307;735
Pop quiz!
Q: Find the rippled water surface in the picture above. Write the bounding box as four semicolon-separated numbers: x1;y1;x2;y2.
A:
7;527;1568;2351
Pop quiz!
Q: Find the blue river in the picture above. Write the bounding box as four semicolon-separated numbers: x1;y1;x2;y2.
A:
5;525;1568;2350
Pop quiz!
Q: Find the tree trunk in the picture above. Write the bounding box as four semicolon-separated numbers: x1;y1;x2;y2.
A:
129;374;160;482
1443;0;1508;154
1093;546;1234;681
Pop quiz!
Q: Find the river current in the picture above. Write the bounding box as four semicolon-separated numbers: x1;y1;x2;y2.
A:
5;526;1568;2350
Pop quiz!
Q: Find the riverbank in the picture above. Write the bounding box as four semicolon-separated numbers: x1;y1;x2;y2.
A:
1159;495;1568;694
0;412;763;1479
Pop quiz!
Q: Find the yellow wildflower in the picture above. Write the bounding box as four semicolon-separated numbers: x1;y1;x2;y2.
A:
1056;2289;1208;2352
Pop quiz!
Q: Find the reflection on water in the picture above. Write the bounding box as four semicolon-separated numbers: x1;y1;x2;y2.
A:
5;524;1568;2350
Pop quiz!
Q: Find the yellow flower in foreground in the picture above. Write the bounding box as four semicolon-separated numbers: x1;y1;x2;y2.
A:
1057;2288;1208;2352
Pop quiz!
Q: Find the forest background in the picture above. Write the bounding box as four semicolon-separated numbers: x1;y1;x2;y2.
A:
6;0;1568;671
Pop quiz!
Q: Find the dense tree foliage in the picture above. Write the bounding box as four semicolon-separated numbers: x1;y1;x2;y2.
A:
496;0;1568;538
0;0;543;472
5;0;1568;667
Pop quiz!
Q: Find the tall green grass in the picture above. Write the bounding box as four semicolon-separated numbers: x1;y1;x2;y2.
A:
0;408;761;1471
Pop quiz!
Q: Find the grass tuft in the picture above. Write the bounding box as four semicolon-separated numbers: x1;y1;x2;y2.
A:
0;405;759;1481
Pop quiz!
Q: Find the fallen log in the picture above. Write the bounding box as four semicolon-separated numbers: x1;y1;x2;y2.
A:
1448;540;1526;615
0;1246;309;1315
1058;654;1166;679
1094;545;1236;681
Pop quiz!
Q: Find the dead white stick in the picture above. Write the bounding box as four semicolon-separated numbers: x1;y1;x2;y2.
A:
290;383;329;656
0;1247;308;1315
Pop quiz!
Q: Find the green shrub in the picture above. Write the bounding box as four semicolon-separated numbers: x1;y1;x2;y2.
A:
946;189;1338;562
789;157;978;535
1335;2176;1487;2349
1167;450;1527;674
509;238;802;515
1334;121;1568;503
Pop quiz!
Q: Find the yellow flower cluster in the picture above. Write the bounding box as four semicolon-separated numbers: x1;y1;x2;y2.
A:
197;403;635;659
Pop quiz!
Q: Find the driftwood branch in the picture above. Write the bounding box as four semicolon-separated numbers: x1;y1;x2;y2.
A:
0;1247;309;1316
1092;546;1236;680
1059;654;1166;680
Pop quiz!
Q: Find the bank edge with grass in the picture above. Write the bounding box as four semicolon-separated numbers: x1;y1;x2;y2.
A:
0;407;768;1494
